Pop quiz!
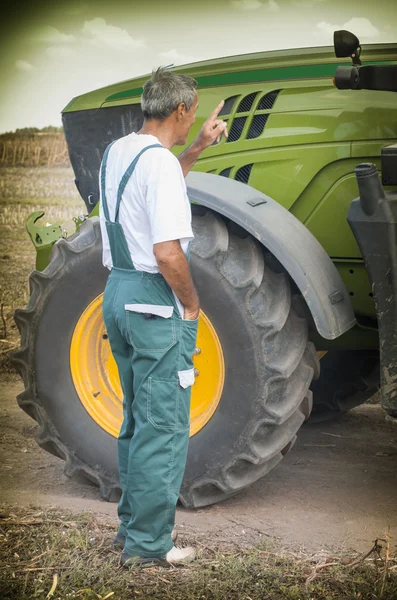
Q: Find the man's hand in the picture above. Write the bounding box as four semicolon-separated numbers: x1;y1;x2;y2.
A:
183;303;200;321
195;100;229;151
178;101;229;176
154;240;200;321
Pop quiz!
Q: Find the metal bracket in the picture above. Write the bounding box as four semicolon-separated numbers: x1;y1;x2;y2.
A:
26;211;63;271
73;214;88;231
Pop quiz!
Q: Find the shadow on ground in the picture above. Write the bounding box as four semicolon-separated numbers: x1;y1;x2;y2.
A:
1;378;397;554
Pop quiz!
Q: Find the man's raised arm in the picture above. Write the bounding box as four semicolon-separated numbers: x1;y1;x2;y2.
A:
178;101;228;177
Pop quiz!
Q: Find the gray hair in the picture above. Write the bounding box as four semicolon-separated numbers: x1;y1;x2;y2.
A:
141;67;197;120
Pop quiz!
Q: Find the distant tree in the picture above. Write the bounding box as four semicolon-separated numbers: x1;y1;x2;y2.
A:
14;127;40;136
2;126;64;136
41;126;63;133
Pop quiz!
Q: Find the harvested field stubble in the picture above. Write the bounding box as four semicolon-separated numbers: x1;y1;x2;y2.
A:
0;167;80;206
0;167;82;372
0;507;396;600
0;133;69;168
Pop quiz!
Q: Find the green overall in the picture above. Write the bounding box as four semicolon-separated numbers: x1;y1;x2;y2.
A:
101;142;198;559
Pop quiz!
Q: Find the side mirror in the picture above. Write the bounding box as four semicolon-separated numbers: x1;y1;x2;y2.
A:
334;30;361;65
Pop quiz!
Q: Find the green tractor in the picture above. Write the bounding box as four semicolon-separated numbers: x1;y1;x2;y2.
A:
11;31;397;508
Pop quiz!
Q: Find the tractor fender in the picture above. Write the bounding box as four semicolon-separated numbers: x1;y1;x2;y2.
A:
186;172;356;340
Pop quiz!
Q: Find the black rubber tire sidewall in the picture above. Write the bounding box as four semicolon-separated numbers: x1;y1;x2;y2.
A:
35;249;273;484
183;254;262;487
35;243;119;477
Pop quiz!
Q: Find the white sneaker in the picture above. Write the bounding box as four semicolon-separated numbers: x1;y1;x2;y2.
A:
165;545;196;564
171;527;178;543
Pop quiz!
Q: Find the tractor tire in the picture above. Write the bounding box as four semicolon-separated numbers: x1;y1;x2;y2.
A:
12;218;117;499
309;349;380;423
12;211;319;508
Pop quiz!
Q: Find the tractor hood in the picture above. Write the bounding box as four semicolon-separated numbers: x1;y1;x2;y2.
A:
62;41;397;216
62;43;397;113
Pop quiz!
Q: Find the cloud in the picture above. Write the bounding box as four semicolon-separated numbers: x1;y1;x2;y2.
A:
266;0;279;12
82;18;145;51
15;60;34;72
316;21;342;36
231;0;279;10
33;25;76;44
45;46;77;58
159;49;198;65
341;18;380;39
292;0;326;6
317;17;380;40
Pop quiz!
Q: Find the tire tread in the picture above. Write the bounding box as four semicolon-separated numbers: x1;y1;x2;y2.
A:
10;218;119;501
182;210;319;507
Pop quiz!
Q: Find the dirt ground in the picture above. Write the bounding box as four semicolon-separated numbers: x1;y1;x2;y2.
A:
1;378;397;556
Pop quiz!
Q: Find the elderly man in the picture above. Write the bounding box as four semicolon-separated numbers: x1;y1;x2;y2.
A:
100;67;227;568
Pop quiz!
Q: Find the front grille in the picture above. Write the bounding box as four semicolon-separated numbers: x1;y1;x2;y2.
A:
219;167;232;177
63;104;143;211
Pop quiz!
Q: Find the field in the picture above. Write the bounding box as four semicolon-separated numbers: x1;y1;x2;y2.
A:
1;506;396;600
0;131;69;168
1;166;397;599
0;166;82;370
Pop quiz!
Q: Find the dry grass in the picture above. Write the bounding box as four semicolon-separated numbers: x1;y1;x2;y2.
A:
0;167;82;372
0;133;69;168
0;167;79;206
0;507;396;600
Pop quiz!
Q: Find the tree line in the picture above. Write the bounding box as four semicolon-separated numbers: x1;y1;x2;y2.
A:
1;126;64;137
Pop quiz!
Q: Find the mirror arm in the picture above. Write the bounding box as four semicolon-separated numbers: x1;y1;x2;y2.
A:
351;46;362;66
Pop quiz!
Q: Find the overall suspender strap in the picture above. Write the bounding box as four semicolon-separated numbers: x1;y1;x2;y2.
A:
114;143;163;223
100;140;117;222
101;141;164;271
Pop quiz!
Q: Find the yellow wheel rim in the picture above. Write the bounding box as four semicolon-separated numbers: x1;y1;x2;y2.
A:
70;294;225;438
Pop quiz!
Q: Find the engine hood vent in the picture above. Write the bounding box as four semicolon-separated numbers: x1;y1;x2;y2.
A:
237;92;258;113
258;90;280;110
215;164;253;185
222;89;280;144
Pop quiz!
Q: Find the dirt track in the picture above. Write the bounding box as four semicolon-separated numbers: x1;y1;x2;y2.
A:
1;378;397;554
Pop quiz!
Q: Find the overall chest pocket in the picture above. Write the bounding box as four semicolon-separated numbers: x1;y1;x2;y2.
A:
125;304;176;352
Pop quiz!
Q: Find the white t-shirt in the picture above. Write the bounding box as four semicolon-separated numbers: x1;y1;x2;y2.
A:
99;132;194;274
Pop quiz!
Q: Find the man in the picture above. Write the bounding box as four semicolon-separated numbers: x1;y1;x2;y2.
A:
99;67;227;568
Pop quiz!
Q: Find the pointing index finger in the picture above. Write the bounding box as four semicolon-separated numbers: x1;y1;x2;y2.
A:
209;100;225;120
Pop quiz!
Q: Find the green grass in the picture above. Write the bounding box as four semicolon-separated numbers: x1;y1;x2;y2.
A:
0;507;396;600
0;166;82;373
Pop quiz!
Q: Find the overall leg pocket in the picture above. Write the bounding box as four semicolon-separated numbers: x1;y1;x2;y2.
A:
126;305;176;353
177;368;195;430
147;376;192;431
179;319;199;371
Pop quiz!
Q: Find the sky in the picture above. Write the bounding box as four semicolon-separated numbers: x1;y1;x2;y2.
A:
0;0;395;132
